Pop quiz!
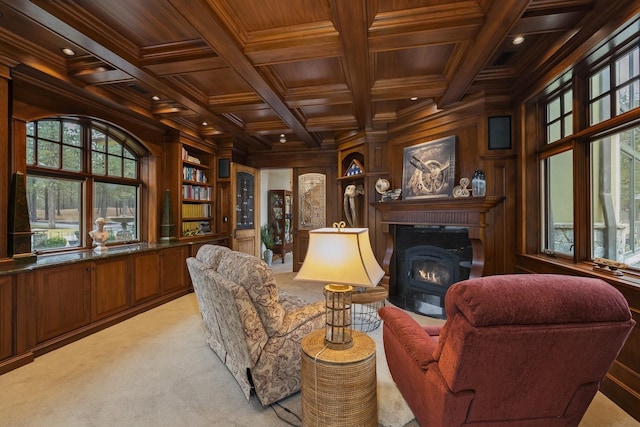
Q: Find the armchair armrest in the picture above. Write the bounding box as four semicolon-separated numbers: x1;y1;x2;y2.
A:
379;306;441;369
277;300;325;336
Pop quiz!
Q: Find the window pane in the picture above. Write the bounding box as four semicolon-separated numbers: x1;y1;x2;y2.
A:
37;120;60;142
93;182;138;242
547;97;561;122
26;122;34;136
107;136;122;155
37;140;60;168
542;151;574;255
123;158;136;179
108;154;122;176
547;120;561;143
26;176;81;251
563;90;573;112
26;137;35;165
590;96;611;125
590;66;610;98
615;47;639;85
63;122;81;146
62;146;82;171
563;115;573;137
92;129;106;151
92;151;106;175
616;81;640;114
592;127;640;267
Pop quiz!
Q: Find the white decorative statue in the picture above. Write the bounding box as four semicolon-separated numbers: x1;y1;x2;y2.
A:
89;217;109;252
343;184;364;227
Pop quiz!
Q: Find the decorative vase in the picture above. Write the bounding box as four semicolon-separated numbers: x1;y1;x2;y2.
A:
264;249;273;266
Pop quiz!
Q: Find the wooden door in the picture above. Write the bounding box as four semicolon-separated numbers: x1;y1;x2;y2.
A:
231;163;260;256
292;166;337;271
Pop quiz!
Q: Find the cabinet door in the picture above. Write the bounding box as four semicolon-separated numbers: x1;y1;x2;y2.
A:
92;258;129;321
0;276;13;360
35;263;91;343
161;245;188;294
132;252;160;304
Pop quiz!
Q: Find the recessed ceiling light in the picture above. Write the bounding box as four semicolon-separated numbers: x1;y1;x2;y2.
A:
410;97;418;101
202;122;208;126
151;95;160;101
61;47;76;56
279;133;287;143
512;36;525;45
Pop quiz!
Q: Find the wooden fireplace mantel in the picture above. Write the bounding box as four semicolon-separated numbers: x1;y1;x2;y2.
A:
372;196;505;286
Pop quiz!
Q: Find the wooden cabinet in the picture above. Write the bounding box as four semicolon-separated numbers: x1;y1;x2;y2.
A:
160;245;188;294
91;258;128;321
180;144;214;238
268;190;293;263
0;243;196;375
34;263;91;343
133;252;160;304
0;276;13;360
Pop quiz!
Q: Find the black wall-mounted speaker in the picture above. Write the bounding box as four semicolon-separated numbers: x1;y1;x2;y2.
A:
218;158;230;178
488;116;512;150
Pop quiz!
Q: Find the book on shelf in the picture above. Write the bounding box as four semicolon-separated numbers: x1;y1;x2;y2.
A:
182;203;211;218
182;166;208;183
182;184;211;200
181;147;201;164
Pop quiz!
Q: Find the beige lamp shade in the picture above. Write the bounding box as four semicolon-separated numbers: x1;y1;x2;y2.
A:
294;227;384;287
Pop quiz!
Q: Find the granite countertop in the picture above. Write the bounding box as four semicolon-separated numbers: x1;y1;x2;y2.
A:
0;235;229;276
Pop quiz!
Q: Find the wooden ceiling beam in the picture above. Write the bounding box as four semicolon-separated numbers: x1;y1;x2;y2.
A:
168;0;321;148
2;0;257;145
371;76;448;101
330;0;372;130
438;0;530;107
285;84;353;107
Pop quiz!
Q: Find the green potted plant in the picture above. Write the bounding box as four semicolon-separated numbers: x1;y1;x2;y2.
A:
261;224;275;266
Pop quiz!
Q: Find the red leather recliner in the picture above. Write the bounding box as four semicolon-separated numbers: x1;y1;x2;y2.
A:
379;274;635;427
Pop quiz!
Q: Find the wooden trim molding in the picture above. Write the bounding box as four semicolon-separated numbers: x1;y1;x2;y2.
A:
373;196;504;288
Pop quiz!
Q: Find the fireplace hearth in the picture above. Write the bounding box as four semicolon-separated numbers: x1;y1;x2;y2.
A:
390;225;472;318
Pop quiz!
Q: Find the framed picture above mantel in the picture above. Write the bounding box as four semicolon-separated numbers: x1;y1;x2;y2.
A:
401;136;456;200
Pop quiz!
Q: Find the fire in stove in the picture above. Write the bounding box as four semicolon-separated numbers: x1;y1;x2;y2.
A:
417;268;440;283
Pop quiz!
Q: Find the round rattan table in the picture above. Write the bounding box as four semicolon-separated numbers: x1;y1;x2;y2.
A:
301;329;377;427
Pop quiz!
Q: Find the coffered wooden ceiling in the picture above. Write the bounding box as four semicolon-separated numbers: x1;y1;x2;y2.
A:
0;0;629;152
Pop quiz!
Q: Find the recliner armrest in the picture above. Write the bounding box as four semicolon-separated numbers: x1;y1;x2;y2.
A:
277;300;325;336
379;306;441;369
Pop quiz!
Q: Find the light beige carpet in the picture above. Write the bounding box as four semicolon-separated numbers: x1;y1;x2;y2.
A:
0;257;637;426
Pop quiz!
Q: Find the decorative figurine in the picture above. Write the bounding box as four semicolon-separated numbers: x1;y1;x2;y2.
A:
89;217;109;252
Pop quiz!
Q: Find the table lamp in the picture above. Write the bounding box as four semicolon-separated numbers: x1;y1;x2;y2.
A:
294;222;384;349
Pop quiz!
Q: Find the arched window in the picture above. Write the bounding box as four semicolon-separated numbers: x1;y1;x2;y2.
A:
26;117;144;252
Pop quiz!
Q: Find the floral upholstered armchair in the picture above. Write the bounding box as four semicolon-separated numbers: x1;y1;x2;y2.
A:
187;245;325;406
379;274;635;427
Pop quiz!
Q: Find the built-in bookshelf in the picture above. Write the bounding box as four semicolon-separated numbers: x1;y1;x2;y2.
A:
181;146;213;237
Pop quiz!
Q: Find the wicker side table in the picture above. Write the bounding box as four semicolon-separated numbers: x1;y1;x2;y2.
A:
351;286;388;332
301;329;377;427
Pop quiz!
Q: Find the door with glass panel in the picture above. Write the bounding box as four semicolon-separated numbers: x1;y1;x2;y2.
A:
293;167;337;271
231;163;259;256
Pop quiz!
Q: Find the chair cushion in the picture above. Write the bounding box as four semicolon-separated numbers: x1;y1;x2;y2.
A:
445;274;632;327
196;244;231;270
217;251;284;336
